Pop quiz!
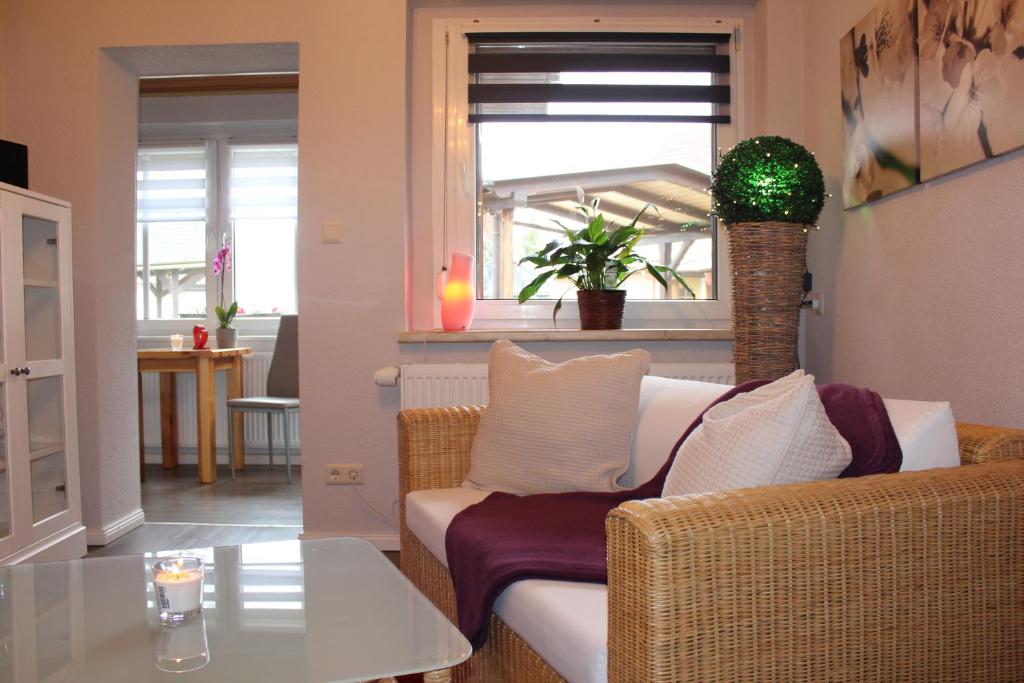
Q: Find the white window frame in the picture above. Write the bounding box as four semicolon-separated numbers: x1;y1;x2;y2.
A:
430;16;744;329
136;136;298;339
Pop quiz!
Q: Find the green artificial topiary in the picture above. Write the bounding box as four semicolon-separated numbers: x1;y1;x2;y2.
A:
710;136;825;227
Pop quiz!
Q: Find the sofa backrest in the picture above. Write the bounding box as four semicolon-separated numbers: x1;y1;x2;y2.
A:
623;376;961;488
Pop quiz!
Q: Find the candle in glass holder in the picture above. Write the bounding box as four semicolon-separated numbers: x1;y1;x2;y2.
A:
152;557;204;623
170;334;184;351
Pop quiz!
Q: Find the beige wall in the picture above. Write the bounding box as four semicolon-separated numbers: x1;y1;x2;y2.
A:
800;0;1024;428
0;0;410;542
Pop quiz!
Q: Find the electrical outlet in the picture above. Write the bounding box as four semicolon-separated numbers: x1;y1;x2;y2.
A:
809;291;825;316
325;463;364;485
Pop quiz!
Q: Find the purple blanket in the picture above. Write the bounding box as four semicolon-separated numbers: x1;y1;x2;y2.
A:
445;381;903;648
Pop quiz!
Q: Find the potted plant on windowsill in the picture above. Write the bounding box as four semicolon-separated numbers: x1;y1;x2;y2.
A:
517;189;694;330
213;238;239;348
709;135;826;383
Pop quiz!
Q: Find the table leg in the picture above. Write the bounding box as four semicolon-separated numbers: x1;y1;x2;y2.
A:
423;670;451;682
138;372;145;482
159;373;179;469
196;357;217;484
227;356;245;472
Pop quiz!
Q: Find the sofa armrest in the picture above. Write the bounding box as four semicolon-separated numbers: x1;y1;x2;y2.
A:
397;405;484;516
957;421;1024;464
606;460;1024;682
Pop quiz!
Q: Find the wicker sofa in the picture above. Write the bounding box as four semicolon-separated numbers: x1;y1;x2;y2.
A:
398;392;1024;682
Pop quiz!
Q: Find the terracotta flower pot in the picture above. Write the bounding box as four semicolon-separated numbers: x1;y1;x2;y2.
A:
576;290;626;330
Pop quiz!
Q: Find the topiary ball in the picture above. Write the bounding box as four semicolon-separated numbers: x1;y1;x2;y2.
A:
710;136;825;226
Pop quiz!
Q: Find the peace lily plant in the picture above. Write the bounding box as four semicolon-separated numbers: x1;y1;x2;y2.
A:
517;189;694;327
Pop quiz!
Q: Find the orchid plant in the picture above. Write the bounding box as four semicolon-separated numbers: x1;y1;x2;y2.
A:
213;237;238;329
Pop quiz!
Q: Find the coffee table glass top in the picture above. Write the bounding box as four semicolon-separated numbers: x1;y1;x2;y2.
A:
0;537;471;682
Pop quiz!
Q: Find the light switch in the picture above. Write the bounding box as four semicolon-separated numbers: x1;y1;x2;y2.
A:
321;224;342;243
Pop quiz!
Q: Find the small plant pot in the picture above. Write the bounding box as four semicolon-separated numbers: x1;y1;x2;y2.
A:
576;290;626;330
215;327;237;349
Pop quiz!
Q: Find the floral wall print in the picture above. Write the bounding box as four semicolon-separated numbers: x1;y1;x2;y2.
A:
841;0;920;208
919;0;1024;179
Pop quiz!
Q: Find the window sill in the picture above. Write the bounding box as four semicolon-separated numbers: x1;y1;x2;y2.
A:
397;328;732;343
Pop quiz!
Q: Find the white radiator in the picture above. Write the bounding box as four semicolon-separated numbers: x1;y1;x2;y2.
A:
398;362;735;409
141;352;300;461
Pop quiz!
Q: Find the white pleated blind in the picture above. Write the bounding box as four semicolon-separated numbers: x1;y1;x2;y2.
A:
228;143;298;220
136;146;208;223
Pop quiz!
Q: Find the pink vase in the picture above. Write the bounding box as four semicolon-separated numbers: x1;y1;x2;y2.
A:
439;252;475;332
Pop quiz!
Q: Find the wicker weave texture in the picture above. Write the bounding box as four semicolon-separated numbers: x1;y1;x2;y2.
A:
956;422;1024;464
399;407;1024;682
607;460;1024;682
728;221;808;384
401;528;565;682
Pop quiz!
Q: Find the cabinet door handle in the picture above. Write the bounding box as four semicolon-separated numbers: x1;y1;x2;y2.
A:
9;368;21;376
21;367;30;376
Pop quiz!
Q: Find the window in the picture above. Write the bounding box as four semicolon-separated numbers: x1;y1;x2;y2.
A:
228;144;299;317
136;145;209;320
136;140;298;326
434;21;739;325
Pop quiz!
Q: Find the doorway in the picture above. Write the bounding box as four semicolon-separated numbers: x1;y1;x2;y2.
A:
91;43;302;557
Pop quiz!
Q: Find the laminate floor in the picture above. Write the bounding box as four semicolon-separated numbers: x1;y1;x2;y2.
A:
88;464;303;558
140;463;303;525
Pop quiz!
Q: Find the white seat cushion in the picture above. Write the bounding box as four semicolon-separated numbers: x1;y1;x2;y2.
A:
629;376;959;484
626;376;732;487
405;487;491;567
494;579;608;683
883;398;960;471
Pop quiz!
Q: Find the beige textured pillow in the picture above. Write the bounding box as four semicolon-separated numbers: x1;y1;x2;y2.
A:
662;370;851;497
464;340;650;495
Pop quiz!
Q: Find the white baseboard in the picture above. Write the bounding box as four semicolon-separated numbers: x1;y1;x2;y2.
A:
299;531;399;551
2;524;87;564
86;508;146;546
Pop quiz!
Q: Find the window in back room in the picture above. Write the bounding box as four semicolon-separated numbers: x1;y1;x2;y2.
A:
135;84;298;330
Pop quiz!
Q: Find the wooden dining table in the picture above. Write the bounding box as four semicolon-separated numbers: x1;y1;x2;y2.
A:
137;347;252;484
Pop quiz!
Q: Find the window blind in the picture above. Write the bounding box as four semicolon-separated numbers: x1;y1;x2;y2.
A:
228;143;298;221
136;146;208;223
467;32;731;124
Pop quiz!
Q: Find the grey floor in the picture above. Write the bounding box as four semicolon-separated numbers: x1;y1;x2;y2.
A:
87;463;304;558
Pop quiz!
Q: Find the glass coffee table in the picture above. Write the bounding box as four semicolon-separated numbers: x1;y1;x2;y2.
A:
0;537;471;682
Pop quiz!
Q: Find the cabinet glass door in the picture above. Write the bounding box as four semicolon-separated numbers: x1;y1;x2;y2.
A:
26;377;67;523
21;215;61;362
0;387;10;541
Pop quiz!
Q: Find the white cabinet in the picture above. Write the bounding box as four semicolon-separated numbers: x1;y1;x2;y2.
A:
0;182;85;564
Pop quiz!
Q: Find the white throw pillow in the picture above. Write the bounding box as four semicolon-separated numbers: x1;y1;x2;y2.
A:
465;340;650;495
662;370;852;497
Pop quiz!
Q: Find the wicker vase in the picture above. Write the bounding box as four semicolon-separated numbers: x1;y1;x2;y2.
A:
577;290;626;330
728;221;808;384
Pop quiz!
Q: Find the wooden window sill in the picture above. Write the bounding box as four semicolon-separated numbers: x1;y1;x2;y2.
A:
396;328;732;343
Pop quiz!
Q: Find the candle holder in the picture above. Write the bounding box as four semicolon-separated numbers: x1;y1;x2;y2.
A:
155;613;210;673
170;334;184;351
152;557;204;624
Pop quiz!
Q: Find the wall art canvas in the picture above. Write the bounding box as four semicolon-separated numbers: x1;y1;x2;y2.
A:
918;0;1024;180
841;0;920;208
